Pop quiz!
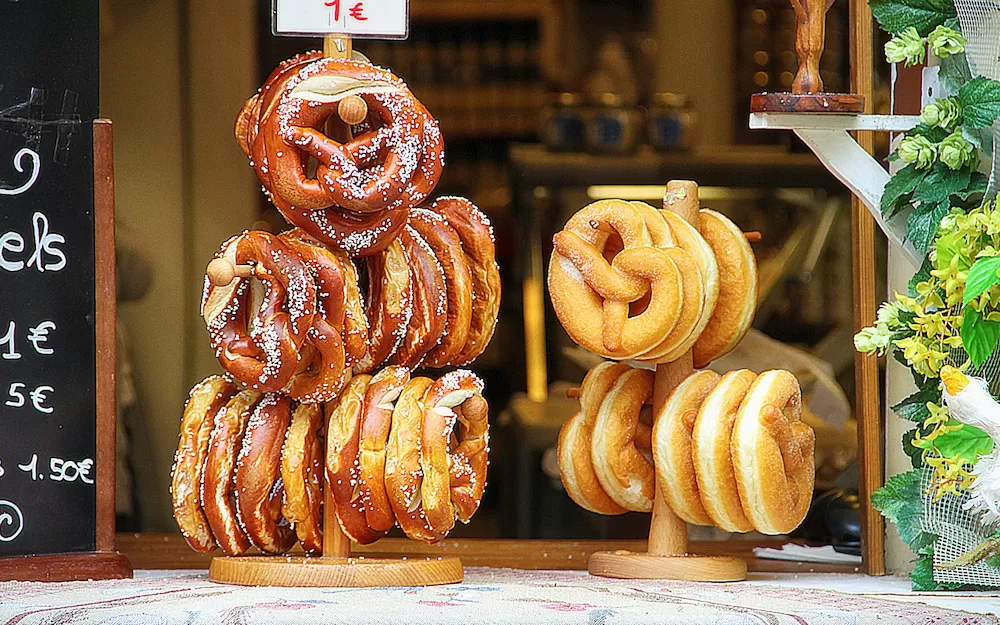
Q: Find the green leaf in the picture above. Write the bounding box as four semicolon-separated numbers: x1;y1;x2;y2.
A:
986;554;1000;569
961;306;1000;366
908;257;934;296
906;123;951;143
872;470;935;550
964;256;1000;304
935;231;969;272
906;202;949;254
910;552;938;590
958;172;990;200
869;0;957;35
903;428;925;468
912;164;971;204
881;163;928;217
938;52;973;95
932;419;994;464
959;77;1000;129
892;384;941;422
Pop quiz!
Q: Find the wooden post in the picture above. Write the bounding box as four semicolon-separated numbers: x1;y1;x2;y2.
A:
849;0;885;577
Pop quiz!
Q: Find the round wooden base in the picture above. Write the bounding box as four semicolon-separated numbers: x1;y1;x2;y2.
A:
209;555;464;587
588;551;747;582
750;92;864;114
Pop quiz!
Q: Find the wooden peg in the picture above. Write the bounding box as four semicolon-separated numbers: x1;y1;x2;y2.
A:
744;231;762;243
324;34;353;60
566;387;581;399
207;258;252;286
338;96;369;125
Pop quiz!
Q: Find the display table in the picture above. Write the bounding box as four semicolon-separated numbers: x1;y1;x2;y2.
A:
1;569;996;624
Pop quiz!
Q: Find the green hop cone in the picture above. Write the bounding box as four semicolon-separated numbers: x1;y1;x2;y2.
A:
854;325;892;355
919;97;962;130
885;27;926;66
898;134;937;170
939;130;976;170
928;25;967;58
876;301;904;331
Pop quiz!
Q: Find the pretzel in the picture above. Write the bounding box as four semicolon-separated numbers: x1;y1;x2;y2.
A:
202;390;261;555
651;370;720;527
692;369;756;532
419;370;487;534
390;226;447;368
202;231;317;392
385;376;443;543
358;365;410;533
339;245;369;368
590;367;656;512
326;374;385;544
409;208;474;368
732;370;815;535
548;200;683;359
692;209;758;368
558;363;631;515
280;402;325;554
234;394;297;554
429;197;501;364
630;247;704;361
171;376;237;552
278;229;350;403
449;393;491;523
356;239;412;372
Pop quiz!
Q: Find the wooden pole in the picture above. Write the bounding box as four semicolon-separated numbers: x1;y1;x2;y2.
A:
849;0;885;577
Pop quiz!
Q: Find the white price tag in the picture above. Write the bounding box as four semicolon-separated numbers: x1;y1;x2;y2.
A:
274;0;408;38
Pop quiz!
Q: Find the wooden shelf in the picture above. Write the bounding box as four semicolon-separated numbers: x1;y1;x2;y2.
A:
116;533;861;574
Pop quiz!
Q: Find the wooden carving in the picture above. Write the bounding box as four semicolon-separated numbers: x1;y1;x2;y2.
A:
791;0;836;94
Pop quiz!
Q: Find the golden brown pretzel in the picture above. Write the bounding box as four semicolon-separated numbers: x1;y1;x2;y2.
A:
419;370;487;534
280;402;325;554
234;394;297;554
339;247;370;368
390;226;447;368
202;231;317;392
357;239;412;372
449;393;491;523
430;197;501;365
732;370;815;535
385;376;443;543
630;247;704;361
409;208;474;368
279;229;350;403
326;374;385;544
358;365;410;533
652;369;720;527
202;390;262;555
172;376;238;552
590;368;656;512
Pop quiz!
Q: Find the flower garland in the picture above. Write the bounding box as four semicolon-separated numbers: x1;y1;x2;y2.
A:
858;0;1000;590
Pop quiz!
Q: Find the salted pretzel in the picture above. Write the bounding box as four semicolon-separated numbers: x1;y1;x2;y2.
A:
202;231;317;392
652;369;719;526
326;374;386;544
419;370;488;534
732;370;815;535
558;363;632;515
234;394;297;554
171;376;237;552
357;239;412;372
590;367;656;512
278;229;350;403
691;369;757;532
449;392;491;523
385;376;443;543
390;226;447;369
358;366;410;533
202;390;262;555
339;246;369;368
280;402;325;554
548;200;683;359
692;209;758;368
429;197;501;364
409;208;474;368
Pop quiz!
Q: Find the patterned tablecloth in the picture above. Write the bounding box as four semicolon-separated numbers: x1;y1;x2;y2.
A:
0;568;997;624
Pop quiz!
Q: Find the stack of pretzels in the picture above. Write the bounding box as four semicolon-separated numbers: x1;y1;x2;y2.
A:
172;367;489;554
558;363;815;535
171;52;500;555
548;198;756;366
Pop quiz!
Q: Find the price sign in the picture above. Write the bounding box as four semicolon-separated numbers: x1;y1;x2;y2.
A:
273;0;409;38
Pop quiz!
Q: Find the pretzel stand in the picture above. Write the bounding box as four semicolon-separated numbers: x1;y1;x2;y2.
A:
585;181;747;582
206;34;462;587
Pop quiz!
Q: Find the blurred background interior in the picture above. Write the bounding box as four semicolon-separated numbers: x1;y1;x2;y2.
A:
101;0;891;550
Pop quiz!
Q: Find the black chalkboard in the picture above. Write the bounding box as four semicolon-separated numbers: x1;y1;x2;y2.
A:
0;0;101;557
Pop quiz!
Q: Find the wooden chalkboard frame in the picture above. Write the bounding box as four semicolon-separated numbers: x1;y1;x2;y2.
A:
0;121;131;582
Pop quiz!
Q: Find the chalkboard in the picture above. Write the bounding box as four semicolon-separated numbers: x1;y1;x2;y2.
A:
0;0;103;558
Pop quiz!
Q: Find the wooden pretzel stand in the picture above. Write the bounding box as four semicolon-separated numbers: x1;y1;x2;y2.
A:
585;181;747;582
750;0;863;114
207;35;462;587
